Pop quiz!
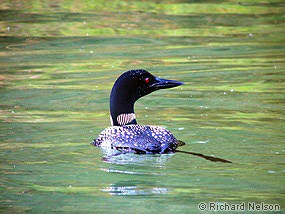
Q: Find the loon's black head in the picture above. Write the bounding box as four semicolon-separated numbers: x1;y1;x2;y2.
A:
110;69;183;126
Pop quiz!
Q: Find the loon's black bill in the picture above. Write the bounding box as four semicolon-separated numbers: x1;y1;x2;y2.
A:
150;77;184;90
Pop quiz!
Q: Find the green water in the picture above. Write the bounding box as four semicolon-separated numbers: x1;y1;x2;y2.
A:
0;0;284;213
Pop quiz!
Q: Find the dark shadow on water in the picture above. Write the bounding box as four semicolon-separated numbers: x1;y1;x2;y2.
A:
101;148;232;165
176;150;232;163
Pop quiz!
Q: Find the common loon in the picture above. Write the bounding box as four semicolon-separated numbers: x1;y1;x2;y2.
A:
92;69;183;154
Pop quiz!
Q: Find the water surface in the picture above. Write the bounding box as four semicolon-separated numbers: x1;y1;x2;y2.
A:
0;0;284;213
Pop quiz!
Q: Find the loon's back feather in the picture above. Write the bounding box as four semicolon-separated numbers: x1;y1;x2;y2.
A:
93;125;179;154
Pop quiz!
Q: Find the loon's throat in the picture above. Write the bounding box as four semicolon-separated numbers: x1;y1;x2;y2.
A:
109;93;137;126
110;113;136;126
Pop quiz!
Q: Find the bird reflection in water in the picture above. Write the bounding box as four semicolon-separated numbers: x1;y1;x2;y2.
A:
101;180;169;196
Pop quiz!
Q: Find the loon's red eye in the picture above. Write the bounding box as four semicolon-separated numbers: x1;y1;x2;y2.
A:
145;77;150;84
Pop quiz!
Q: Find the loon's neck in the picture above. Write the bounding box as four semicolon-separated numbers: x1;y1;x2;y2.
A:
109;83;137;126
108;69;183;126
